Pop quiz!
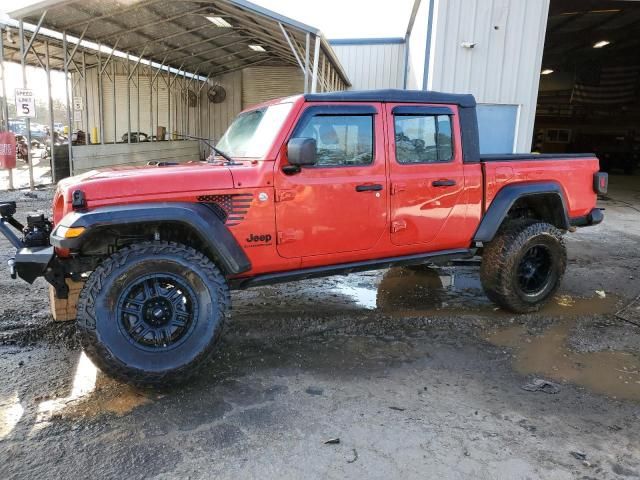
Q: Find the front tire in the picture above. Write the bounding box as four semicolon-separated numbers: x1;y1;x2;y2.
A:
76;241;230;386
480;221;567;313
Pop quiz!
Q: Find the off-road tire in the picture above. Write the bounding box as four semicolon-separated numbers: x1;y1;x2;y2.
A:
76;241;230;386
480;220;566;313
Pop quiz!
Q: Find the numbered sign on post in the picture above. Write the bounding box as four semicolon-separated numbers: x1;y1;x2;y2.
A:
0;131;17;170
14;88;36;118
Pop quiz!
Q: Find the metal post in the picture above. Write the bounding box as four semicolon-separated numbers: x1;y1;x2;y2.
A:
63;32;73;176
111;59;116;143
155;70;159;142
136;64;140;142
304;32;310;94
45;41;56;183
19;21;35;189
0;27;13;190
126;53;131;144
167;71;171;140
207;83;211;146
82;52;89;142
311;35;321;94
149;66;154;142
97;45;104;144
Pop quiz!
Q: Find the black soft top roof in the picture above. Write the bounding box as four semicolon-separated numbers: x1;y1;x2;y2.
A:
304;89;476;108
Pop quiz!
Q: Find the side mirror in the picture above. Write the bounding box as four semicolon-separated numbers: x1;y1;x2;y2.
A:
287;137;317;166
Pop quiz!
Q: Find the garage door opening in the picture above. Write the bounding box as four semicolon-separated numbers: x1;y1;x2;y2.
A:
535;0;640;185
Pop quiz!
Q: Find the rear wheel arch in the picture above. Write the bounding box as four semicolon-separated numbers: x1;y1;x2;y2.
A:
474;182;570;243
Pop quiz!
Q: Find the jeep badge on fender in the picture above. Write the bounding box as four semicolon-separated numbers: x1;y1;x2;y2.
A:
246;233;272;244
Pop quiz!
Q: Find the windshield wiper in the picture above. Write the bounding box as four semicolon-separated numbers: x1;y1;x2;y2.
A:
173;134;236;164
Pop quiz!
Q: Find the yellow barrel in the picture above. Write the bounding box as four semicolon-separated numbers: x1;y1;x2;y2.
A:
63;125;69;135
91;127;98;144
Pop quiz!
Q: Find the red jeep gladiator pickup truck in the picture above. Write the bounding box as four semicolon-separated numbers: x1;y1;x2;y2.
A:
0;89;607;385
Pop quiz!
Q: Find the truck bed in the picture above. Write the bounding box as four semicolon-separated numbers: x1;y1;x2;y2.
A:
479;153;600;220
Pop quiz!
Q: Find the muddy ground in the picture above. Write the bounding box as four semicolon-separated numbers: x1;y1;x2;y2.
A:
0;176;639;479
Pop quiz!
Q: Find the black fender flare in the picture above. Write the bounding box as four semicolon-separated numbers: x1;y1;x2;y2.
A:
473;182;570;243
50;202;251;275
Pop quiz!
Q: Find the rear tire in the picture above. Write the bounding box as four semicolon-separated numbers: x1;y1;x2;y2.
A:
480;220;566;313
76;241;230;386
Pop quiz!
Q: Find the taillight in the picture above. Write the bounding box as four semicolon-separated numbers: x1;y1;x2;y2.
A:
593;172;608;195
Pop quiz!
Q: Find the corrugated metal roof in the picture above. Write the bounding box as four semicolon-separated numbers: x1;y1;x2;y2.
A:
4;0;350;85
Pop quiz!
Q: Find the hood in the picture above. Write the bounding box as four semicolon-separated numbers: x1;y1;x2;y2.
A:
57;163;235;203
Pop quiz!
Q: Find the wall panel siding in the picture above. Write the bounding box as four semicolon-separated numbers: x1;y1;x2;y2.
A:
241;66;304;109
201;70;243;143
427;0;550;152
331;43;405;90
71;140;200;174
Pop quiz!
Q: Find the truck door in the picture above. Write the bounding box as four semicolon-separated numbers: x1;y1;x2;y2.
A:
386;104;466;248
274;103;387;258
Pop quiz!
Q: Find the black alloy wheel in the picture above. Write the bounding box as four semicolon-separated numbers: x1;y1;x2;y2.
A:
117;274;198;351
76;241;230;386
516;244;553;296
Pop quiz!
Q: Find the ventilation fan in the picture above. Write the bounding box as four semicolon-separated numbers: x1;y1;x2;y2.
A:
207;84;227;104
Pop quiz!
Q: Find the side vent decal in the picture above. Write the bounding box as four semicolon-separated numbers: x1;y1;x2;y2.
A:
197;193;253;226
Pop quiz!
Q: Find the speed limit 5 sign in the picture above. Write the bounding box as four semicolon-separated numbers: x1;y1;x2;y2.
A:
15;88;36;118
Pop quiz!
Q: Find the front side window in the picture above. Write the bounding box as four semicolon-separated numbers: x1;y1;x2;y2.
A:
394;114;453;164
217;102;294;158
296;115;374;166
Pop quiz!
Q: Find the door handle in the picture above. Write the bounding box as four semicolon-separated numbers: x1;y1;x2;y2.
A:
431;179;456;187
355;184;383;192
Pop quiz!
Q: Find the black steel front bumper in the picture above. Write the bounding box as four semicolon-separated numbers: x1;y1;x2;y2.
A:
0;217;54;284
569;208;604;228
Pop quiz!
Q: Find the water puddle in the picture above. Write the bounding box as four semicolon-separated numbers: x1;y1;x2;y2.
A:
487;320;640;401
333;266;619;317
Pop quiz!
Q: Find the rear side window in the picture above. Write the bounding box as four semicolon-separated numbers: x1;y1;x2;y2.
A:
394;115;453;164
296;115;374;167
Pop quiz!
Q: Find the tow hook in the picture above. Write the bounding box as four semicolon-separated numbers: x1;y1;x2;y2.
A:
8;258;16;279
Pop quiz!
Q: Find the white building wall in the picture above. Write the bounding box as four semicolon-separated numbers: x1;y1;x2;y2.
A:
406;0;549;153
331;41;406;90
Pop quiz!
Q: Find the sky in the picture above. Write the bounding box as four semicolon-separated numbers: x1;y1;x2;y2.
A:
1;0;415;102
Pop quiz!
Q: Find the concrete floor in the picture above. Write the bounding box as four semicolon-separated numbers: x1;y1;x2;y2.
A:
0;175;639;479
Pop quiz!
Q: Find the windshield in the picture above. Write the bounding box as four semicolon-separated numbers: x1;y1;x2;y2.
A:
217;102;294;158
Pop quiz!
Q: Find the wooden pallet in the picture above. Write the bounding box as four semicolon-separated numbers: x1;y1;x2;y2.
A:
49;278;84;322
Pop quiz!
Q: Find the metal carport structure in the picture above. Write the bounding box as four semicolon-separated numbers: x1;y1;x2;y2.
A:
1;0;350;187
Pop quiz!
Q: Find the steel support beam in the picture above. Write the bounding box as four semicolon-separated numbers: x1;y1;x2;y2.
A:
311;35;321;93
279;23;304;72
19;20;35;189
63;31;73;176
0;27;14;190
304;32;310;93
45;40;56;182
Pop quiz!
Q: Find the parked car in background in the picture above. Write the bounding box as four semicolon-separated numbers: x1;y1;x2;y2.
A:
8;119;26;136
